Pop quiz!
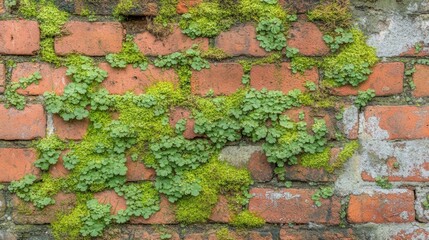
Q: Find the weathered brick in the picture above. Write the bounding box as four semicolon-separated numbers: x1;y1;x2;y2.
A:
247;151;274;182
49;151;70;178
126;157;156;181
0;63;5;93
250;63;318;94
75;0;158;16
339;105;359;140
287;21;329;56
191;63;244;96
130;196;176;224
363;106;429;140
209;196;231;223
391;228;429;240
176;0;202;14
55;21;124;56
400;44;429;57
279;228;355;240
134;27;209;56
0;148;39;182
12;193;76;224
284;165;337;182
332;62;404;96
412;64;429;97
347;190;415;223
0;0;4;14
249;232;273;240
0;20;40;55
169;107;198;139
11;63;69;95
0;104;46;140
53;115;89;140
94;190;127;215
215;24;267;57
100;63;179;94
415;187;429;222
208;230;246;240
184;233;205;240
124;226;180;240
249;188;341;224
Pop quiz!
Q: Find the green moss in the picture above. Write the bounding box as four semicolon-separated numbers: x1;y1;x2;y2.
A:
51;204;89;240
40;38;62;66
230;210;265;228
300;147;331;169
18;0;37;17
307;0;352;32
291;56;319;74
113;0;136;18
201;47;231;60
327;140;359;173
175;158;253;224
322;28;378;87
238;53;282;73
237;0;287;22
216;228;235;240
154;0;179;28
37;3;69;38
106;35;148;70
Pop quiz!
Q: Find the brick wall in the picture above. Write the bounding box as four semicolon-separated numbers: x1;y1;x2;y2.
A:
0;0;429;239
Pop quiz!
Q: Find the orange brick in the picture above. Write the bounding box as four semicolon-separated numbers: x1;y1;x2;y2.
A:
287;21;329;56
191;63;244;96
412;64;429;97
0;20;40;55
53;114;89;140
126;157;156;181
11;63;69;95
134;26;208;56
0;63;5;93
0;148;39;182
100;63;179;94
0;104;46;140
209;196;231;223
250;63;318;94
94;190;127;215
169;107;198;139
332;62;404;96
247;151;274;182
347;190;415;223
130;196;176;224
55;21;124;56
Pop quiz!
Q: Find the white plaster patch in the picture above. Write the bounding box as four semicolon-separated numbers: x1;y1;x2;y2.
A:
219;145;262;167
360;115;390;140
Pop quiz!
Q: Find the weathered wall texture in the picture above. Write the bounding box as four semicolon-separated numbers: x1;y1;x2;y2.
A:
0;0;428;239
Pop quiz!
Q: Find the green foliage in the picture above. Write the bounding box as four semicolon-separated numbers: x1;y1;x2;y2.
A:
201;47;231;60
154;0;179;28
375;176;392;189
80;199;112;237
307;0;352;31
237;0;287;22
9;174;61;209
323;28;354;52
322;29;378;87
40;38;62;66
34;135;66;171
355;89;375;109
300;147;331;169
4;72;42;110
37;3;69;38
80;8;97;22
239;53;282;73
256;18;287;51
52;204;89;240
179;2;234;39
311;186;334;207
5;0;17;8
422;194;429;210
230;210;265;228
113;0;136;19
291;57;319;74
106;35;148;70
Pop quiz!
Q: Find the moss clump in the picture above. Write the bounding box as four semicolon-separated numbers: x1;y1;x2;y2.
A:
106;35;148;70
307;0;352;32
322;28;378;87
327;140;359;172
51;204;89;240
37;3;69;38
238;53;282;73
175;158;253;224
154;0;179;28
201;47;231;60
216;228;235;240
237;0;287;22
40;38;62;66
300;147;331;169
230;210;265;228
291;56;319;74
113;0;136;18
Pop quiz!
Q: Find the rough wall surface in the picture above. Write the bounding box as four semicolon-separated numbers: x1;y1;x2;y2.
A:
0;0;428;239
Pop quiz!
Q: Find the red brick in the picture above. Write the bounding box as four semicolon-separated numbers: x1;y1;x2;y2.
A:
0;148;39;182
0;104;46;140
332;62;404;96
53;114;89;140
55;21;124;56
250;63;318;94
364;106;429;140
287;21;329;56
284;165;336;182
135;26;208;56
347;190;415;223
249;232;273;240
12;193;76;224
94;190;127;215
247;151;273;182
392;228;429;240
215;24;267;57
169;107;198;139
279;228;355;240
100;63;179;94
176;0;202;14
0;20;40;55
0;63;5;93
126;157;156;181
11;63;69;95
191;63;244;96
131;196;176;224
249;188;341;224
412;64;429;97
209;196;231;223
184;233;205;240
49;151;70;178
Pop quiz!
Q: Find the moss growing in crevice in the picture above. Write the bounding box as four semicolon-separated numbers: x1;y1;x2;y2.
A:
106;35;149;70
230;210;265;228
307;0;352;32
